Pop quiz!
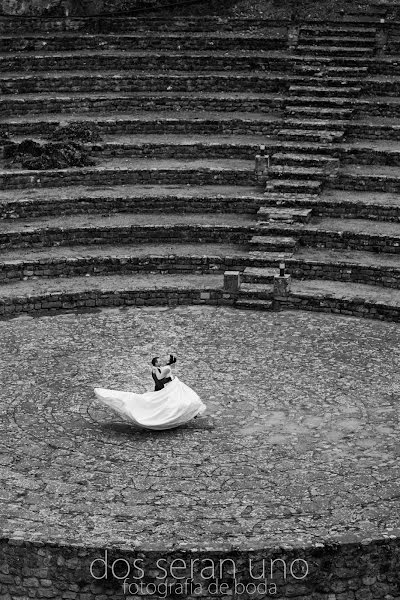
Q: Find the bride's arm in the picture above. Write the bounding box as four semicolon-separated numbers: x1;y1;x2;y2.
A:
159;365;172;377
152;366;172;380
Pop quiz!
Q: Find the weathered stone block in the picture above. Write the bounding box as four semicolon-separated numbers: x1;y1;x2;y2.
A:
273;274;291;297
224;271;241;292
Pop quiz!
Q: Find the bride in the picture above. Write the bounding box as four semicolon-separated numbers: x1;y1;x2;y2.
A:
94;354;206;430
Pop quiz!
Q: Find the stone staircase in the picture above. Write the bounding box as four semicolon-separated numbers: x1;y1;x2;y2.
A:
265;23;376;198
0;11;400;319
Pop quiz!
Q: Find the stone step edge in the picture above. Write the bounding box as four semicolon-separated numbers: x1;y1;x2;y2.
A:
249;235;298;247
251;225;400;244
235;298;274;310
2;254;400;296
7;189;400;221
1;251;400;274
278;282;400;322
257;207;313;223
0;282;398;323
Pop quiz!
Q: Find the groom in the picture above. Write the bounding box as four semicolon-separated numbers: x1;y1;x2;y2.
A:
151;354;176;391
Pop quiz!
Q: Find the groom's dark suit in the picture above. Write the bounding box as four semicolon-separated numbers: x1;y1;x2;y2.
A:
152;355;176;391
152;370;172;391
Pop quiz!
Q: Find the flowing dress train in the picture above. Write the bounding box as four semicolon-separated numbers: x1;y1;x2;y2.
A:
94;376;206;430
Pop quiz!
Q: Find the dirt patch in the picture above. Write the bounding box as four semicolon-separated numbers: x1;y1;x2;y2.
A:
3;139;95;170
2;125;103;170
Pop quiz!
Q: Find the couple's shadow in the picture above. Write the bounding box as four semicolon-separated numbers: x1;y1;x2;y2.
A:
100;415;214;438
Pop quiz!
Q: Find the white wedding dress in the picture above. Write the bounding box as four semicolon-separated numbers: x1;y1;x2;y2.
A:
94;369;206;430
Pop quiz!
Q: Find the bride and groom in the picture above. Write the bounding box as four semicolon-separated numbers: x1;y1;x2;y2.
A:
94;354;206;430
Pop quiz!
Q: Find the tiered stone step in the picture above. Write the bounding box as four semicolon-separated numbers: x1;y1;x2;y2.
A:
312;189;400;221
7;181;394;223
0;91;286;116
265;179;323;193
286;247;400;289
292;65;369;77
241;266;278;283
295;45;375;56
0;184;272;219
355;96;400;117
0;16;290;34
276;129;345;142
57;138;400;167
244;246;400;290
0;158;256;190
6;117;400;148
238;282;274;298
3;89;400;120
4;69;400;96
292;75;363;87
289;279;400;321
286;106;353;118
255;218;400;253
289;85;361;97
243;189;400;222
257;206;313;223
249;235;298;252
248;250;294;262
0;32;287;53
339;140;400;165
290;97;400;118
345;3;388;17
299;25;377;37
0;70;293;95
86;134;270;161
267;165;328;180
286;96;354;108
0;51;296;74
337;164;400;192
0;111;280;137
235;297;274;310
0;212;257;249
299;37;376;47
271;152;339;168
235;281;274;311
0;272;227;317
9;244;399;291
0;242;252;284
280;118;347;131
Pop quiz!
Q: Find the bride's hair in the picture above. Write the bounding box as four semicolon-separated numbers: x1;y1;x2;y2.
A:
151;357;159;366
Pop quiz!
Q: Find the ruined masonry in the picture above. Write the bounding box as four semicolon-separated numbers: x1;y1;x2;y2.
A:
0;3;400;319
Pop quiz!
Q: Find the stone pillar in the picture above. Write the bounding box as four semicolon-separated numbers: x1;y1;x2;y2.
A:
255;154;269;183
224;271;241;293
288;25;300;50
274;274;291;298
375;26;387;56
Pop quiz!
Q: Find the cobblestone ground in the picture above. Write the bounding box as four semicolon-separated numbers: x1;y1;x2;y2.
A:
0;307;400;551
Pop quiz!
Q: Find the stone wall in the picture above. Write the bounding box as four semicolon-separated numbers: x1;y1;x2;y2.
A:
0;0;102;16
0;0;210;16
0;287;234;317
0;167;255;190
0;536;399;599
0;225;253;250
1;281;400;322
1;255;400;290
276;291;400;323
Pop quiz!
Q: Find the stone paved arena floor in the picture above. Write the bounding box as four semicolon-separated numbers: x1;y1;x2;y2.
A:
0;306;400;551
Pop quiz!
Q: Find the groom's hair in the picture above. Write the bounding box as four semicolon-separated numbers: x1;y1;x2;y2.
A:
151;357;159;366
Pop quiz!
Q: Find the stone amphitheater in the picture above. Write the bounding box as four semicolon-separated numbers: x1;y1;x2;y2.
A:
0;0;400;598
